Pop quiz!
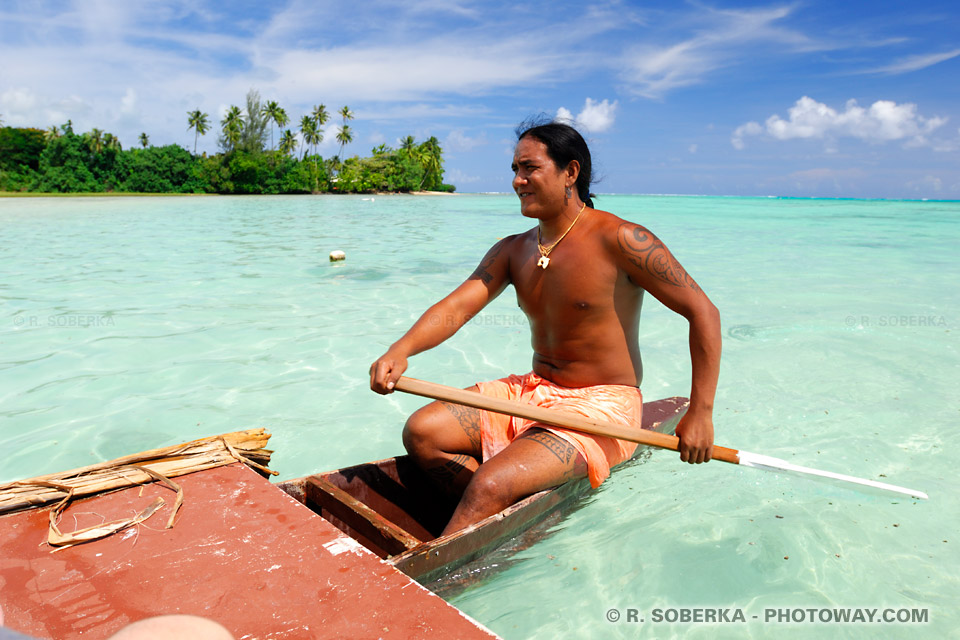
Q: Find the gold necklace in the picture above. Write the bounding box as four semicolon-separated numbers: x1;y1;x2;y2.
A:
536;202;587;269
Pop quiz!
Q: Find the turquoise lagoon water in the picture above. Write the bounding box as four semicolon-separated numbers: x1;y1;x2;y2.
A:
1;194;957;639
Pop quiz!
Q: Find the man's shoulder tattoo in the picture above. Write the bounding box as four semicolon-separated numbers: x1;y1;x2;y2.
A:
616;223;701;292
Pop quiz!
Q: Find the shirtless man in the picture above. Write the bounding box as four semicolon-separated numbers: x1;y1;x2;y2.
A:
370;121;721;535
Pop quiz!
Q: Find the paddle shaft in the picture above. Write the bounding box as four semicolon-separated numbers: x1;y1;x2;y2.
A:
393;376;929;500
394;376;741;464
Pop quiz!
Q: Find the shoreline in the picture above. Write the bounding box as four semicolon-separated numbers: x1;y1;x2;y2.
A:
0;190;458;198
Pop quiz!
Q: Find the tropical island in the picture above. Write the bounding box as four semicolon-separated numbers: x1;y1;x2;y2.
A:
0;90;454;195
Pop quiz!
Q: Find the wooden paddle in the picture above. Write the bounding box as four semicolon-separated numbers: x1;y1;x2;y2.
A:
394;376;929;500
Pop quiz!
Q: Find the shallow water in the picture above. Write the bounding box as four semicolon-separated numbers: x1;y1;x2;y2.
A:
1;194;957;638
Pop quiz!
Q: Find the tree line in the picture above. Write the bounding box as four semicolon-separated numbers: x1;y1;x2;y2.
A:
0;91;453;195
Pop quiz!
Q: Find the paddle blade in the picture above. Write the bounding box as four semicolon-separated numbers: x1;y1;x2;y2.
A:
737;451;928;500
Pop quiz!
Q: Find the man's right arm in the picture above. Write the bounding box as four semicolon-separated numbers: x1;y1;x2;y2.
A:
369;238;513;394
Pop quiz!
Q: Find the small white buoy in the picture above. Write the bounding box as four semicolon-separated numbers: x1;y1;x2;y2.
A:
329;250;346;262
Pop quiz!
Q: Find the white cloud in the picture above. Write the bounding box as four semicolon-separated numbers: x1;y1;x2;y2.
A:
730;121;761;150
0;87;96;128
121;88;137;115
905;175;944;196
555;98;618;133
446;168;481;185
731;96;947;149
443;129;487;152
0;88;38;125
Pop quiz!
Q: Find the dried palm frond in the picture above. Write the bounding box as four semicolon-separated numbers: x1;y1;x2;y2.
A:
0;429;274;517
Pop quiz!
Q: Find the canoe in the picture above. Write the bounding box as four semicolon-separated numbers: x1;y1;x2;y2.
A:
277;395;688;585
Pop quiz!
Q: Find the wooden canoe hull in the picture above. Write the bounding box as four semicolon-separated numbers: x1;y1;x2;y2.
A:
278;396;688;584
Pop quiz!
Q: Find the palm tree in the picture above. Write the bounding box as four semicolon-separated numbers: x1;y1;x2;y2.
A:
305;119;323;158
417;136;443;190
279;129;297;157
312;104;329;128
299;115;317;161
221;105;244;151
336;124;353;160
372;143;390;156
300;116;324;191
187;109;210;155
400;135;416;152
139;133;150;148
339;105;353;126
261;101;288;150
44;125;61;143
103;133;122;152
85;128;104;154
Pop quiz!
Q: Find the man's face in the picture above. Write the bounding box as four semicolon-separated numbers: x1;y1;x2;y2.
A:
512;137;566;219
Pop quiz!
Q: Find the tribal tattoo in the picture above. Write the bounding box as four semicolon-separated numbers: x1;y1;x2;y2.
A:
524;430;577;465
426;453;473;487
617;223;701;292
442;401;482;449
469;240;505;285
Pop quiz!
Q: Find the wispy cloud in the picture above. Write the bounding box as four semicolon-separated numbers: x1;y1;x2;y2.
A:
619;5;825;98
862;48;960;75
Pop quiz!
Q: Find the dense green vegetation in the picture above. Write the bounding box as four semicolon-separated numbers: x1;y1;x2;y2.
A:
0;91;453;195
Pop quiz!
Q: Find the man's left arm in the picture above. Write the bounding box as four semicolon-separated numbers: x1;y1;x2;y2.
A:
614;222;722;464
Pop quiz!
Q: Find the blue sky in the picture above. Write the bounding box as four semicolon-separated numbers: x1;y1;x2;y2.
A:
1;0;958;198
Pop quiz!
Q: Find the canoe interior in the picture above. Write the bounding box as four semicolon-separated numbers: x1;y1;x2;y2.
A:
278;456;458;559
277;396;688;583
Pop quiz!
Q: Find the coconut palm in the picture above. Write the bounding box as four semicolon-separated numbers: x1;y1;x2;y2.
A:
312;104;329;128
85;128;104;154
305;119;323;158
103;133;122;152
261;100;288;151
278;129;297;157
336;124;353;160
399;135;416;152
187;109;210;155
417;136;443;190
338;105;353;126
299;115;317;161
221;105;244;151
139;133;149;148
44;125;61;143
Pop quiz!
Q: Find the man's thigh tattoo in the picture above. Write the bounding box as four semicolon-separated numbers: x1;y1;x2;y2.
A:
426;453;472;486
525;430;577;465
442;401;481;449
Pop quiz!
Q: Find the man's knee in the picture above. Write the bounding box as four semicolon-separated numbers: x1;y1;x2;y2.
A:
460;465;516;512
402;405;439;457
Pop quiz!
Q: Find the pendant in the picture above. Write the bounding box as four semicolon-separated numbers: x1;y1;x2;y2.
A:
537;255;550;269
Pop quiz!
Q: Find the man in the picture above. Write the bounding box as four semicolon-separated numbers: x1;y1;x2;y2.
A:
370;121;721;535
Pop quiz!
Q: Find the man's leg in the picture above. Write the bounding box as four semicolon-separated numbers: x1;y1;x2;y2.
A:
402;387;484;497
441;428;587;535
